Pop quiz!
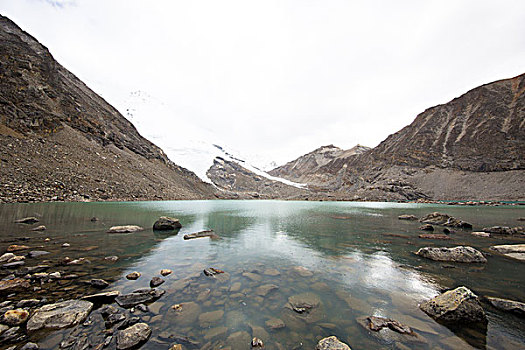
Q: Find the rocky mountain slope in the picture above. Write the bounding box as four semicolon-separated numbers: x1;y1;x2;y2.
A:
271;74;525;201
0;15;215;202
269;144;370;187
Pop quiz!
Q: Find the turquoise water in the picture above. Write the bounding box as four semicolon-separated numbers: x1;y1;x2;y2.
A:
0;200;524;349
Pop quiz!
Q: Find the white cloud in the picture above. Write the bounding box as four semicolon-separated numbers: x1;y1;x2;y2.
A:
1;0;524;165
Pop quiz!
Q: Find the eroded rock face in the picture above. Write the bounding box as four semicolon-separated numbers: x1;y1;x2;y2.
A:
415;246;487;263
26;300;93;331
489;244;525;261
419;286;487;324
315;336;351;350
153;217;182;231
419;213;472;229
116;323;151;350
107;225;144;233
484;297;525;317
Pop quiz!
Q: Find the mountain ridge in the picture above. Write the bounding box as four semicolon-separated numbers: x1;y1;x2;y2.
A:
0;14;215;202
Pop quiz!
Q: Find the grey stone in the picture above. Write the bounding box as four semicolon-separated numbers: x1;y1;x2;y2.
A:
419;286;487;324
115;289;164;308
415;246;487;263
153;216;182;231
489;244;525;261
107;225;144;233
485;296;525;317
315;336;351;350
116;323;151;349
26;300;93;331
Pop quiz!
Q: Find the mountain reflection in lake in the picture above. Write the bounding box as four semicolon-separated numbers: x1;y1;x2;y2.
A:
0;200;524;349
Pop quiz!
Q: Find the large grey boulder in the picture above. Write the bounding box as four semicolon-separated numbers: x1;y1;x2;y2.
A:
419;286;487;324
419;212;472;229
116;323;151;349
315;336;351;350
489;244;525;261
153;216;182;231
415;246;487;263
26;300;93;331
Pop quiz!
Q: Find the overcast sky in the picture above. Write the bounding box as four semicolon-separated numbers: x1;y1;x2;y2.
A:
1;0;524;165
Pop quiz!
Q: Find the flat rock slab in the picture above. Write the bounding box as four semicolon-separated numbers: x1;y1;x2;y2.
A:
0;278;30;295
489;244;525;261
482;226;524;235
183;230;218;240
485;296;525;317
81;291;120;304
27;299;93;331
315;336;351;350
419;286;487;324
107;225;144;233
419;234;451;240
115;289;164;308
117;322;151;349
15;217;39;224
415;246;487;263
399;214;418;220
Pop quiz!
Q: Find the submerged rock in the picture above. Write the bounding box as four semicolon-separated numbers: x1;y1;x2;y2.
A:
419;233;451;240
484;296;525;317
183;230;219;240
489;244;525;261
419;224;434;231
107;225;144;233
160;269;172;276
150;277;164;288
415;246;487;263
153;216;182;231
81;291;120;304
398;214;418;220
115;289;165;308
471;231;490;238
251;337;264;348
15;217;39;224
315;336;351;350
90;279;110;289
419;286;487;324
0;278;31;295
7;245;30;252
28;251;50;258
126;271;141;280
419;212;472;229
482;226;524;235
116;323;151;350
360;315;414;334
26;300;93;331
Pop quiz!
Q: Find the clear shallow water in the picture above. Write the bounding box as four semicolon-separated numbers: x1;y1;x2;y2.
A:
0;200;524;349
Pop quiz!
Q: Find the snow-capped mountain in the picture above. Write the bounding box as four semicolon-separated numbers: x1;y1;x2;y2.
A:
112;91;305;188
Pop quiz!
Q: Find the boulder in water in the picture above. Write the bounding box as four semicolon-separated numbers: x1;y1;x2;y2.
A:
419;286;487;325
415;246;487;263
153;217;182;231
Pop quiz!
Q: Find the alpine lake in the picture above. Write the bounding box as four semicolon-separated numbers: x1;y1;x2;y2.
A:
0;200;524;350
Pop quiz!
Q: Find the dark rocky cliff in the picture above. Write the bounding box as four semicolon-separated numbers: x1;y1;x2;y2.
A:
270;74;525;201
0;15;215;202
355;74;525;172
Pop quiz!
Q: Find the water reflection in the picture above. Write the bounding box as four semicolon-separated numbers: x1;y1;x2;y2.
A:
0;200;524;349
